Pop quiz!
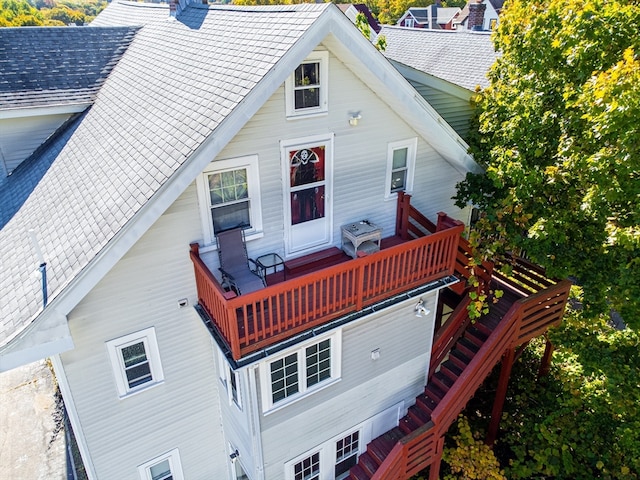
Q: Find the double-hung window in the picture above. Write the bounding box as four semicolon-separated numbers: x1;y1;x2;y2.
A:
138;449;183;480
335;432;360;479
385;138;417;199
106;327;164;398
286;51;329;118
294;452;320;480
262;333;341;412
197;155;263;246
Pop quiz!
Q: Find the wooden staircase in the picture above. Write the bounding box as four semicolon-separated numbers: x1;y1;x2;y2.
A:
348;204;572;480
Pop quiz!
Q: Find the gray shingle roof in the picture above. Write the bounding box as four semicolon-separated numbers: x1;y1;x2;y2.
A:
380;26;498;91
0;27;138;109
0;2;330;347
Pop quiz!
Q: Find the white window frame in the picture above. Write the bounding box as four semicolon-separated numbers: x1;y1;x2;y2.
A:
217;349;242;410
196;155;263;247
138;449;184;480
283;403;403;480
384;138;417;200
405;18;415;28
285;51;329;118
106;327;164;399
260;331;342;413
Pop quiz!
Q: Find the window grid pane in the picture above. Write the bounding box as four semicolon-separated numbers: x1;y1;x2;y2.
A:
335;432;359;479
230;367;239;405
294;452;320;480
271;353;299;403
121;342;152;388
149;459;172;480
306;339;331;387
294;62;321;110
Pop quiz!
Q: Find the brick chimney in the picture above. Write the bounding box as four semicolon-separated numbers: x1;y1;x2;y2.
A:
467;0;486;31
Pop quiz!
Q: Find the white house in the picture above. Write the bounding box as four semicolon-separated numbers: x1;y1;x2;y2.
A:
0;2;570;480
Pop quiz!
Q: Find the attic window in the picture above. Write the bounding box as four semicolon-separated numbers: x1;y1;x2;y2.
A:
286;51;329;118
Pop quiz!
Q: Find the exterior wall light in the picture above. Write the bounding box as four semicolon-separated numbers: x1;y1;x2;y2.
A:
415;298;430;318
349;112;362;126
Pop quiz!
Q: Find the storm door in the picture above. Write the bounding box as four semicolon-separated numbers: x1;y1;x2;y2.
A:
282;136;333;255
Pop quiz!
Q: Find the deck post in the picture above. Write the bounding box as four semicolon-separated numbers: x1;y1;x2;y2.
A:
486;347;515;446
428;436;446;480
537;334;554;378
396;191;411;240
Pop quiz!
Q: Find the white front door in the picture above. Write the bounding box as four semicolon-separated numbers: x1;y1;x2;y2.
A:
282;135;333;255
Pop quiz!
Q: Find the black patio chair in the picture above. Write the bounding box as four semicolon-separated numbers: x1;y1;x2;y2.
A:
216;228;265;295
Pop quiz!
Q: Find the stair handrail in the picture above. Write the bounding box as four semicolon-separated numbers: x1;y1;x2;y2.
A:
429;296;471;378
431;302;521;436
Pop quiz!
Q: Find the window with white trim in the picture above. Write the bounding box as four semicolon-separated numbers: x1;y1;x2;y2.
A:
385;138;417;199
197;155;263;246
138;449;184;480
106;327;164;398
261;332;341;412
285;427;363;480
217;349;242;409
335;431;360;479
294;452;320;480
405;18;415;28
285;51;329;117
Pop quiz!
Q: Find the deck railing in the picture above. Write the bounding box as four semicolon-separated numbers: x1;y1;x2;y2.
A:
191;224;464;360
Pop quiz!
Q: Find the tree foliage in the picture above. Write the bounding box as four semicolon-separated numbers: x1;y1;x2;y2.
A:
500;300;639;478
455;0;640;327
0;0;106;26
451;289;639;479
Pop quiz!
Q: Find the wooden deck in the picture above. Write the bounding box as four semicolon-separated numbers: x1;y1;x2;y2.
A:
191;225;463;361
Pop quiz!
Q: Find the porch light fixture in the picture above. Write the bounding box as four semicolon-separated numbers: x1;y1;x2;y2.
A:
415;298;430;318
348;111;362;126
229;450;240;462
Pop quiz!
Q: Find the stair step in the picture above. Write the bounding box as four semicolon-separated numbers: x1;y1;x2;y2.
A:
449;348;472;370
348;464;371;480
368;429;403;464
465;327;488;347
431;371;454;392
425;383;446;403
416;394;438;416
440;359;463;379
358;452;380;477
400;415;423;434
457;337;480;358
408;404;432;424
473;320;493;337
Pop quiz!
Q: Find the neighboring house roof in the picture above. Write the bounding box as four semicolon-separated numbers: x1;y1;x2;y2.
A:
381;26;498;91
0;115;84;229
398;6;461;28
0;1;478;370
337;4;381;33
0;27;138;110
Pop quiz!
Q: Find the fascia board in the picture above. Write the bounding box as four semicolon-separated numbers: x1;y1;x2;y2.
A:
325;10;481;175
0;103;90;120
391;60;475;101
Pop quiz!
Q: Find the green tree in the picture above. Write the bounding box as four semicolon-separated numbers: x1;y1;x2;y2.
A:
455;0;640;326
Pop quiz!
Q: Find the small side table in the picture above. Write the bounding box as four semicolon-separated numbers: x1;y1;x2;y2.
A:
255;253;285;281
341;221;382;259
